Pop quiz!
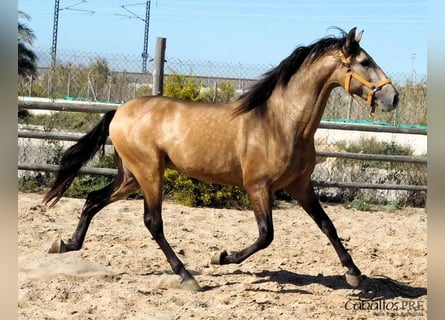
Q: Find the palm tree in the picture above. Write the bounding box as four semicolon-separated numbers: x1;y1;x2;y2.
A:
18;11;37;78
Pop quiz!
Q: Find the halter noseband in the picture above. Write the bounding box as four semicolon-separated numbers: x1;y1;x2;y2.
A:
344;71;391;106
340;53;391;114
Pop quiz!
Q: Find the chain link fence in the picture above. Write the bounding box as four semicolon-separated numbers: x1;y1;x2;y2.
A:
19;47;427;126
18;48;427;207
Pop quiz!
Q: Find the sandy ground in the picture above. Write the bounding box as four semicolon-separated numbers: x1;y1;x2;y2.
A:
18;192;427;319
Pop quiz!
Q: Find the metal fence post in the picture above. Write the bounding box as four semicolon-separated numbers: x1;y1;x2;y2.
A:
152;37;166;95
347;96;353;120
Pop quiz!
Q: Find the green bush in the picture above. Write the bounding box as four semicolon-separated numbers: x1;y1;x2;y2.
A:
94;153;117;169
164;73;202;101
63;174;113;199
62;153;116;198
18;173;50;194
163;169;250;209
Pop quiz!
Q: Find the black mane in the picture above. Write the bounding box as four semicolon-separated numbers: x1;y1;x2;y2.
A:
232;30;348;116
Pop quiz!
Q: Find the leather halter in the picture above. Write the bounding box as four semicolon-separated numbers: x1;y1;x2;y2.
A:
340;53;391;112
344;71;391;106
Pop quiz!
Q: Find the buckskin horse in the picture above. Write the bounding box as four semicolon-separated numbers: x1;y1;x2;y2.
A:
43;27;399;291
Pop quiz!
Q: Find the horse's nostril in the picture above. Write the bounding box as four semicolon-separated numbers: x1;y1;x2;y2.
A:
393;94;399;107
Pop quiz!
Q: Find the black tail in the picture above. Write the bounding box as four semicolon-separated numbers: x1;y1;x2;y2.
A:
43;110;116;207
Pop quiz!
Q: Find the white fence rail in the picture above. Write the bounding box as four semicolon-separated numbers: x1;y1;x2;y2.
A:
18;100;427;192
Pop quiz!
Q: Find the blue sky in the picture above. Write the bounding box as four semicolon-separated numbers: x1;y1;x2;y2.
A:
18;0;427;76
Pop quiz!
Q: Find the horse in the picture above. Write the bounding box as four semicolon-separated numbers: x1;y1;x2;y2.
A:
43;27;399;291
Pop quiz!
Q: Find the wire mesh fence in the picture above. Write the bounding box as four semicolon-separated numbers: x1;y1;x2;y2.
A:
18;47;427;126
18;48;427;207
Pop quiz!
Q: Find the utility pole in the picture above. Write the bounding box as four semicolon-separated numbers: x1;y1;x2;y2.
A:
51;0;60;68
142;1;151;73
116;1;152;73
51;0;95;67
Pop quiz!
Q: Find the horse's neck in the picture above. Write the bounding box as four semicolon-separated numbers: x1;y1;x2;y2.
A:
270;58;338;139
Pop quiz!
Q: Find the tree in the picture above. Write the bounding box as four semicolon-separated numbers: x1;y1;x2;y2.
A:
18;11;37;78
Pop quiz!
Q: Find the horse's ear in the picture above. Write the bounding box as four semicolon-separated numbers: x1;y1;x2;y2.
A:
355;30;364;43
343;27;361;56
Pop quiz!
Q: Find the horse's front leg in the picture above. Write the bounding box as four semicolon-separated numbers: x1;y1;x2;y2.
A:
285;180;362;287
211;184;274;265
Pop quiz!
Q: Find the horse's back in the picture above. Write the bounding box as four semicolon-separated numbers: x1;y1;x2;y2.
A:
113;95;236;122
109;95;245;185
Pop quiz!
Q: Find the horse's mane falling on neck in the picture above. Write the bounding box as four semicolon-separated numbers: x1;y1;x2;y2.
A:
232;30;350;117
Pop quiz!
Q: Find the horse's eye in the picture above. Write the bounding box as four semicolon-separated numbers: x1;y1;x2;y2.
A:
360;59;370;67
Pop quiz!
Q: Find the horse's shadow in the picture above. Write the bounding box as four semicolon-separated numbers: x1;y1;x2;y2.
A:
205;269;427;299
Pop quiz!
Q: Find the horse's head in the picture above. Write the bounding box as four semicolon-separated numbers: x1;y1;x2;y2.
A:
337;27;399;114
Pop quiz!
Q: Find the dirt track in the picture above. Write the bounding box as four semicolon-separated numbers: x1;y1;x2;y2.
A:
18;192;427;319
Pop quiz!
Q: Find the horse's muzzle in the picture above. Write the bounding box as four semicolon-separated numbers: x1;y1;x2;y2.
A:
374;84;399;112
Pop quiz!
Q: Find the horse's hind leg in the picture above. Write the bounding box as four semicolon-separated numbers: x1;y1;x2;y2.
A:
48;159;139;253
136;166;200;291
285;181;362;287
48;182;115;253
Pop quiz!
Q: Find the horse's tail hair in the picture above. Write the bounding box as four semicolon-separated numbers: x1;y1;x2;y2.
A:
43;110;116;208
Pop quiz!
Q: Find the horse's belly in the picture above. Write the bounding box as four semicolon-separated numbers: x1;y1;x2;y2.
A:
165;149;243;187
